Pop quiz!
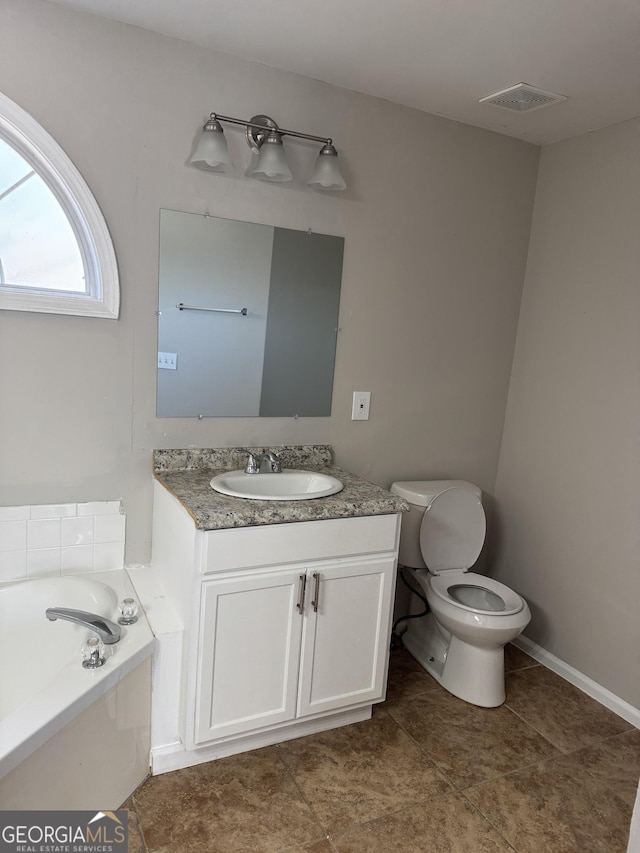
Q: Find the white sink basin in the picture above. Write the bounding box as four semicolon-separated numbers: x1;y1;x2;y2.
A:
210;469;343;501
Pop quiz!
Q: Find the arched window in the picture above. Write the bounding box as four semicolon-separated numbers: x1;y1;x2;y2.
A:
0;93;119;318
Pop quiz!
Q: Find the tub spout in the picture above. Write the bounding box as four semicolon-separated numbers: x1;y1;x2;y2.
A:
45;607;121;644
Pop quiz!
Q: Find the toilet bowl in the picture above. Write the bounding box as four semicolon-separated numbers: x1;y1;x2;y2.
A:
390;480;530;707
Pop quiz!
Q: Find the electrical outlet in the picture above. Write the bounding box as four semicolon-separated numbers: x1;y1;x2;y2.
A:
158;352;177;370
351;391;371;420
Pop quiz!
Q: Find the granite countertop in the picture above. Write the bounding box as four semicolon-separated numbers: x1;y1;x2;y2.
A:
153;445;409;531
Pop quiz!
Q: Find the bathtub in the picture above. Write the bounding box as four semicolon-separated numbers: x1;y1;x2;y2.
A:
0;570;154;809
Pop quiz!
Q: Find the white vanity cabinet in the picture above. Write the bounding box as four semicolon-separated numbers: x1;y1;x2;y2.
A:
148;478;402;772
194;554;395;744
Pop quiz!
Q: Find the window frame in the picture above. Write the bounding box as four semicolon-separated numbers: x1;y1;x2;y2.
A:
0;92;119;319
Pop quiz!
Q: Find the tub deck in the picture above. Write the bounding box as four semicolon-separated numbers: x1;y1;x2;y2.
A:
0;570;154;782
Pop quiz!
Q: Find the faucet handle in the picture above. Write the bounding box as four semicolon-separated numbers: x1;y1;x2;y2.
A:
81;636;106;668
237;448;260;474
269;451;282;473
259;450;282;473
118;597;139;625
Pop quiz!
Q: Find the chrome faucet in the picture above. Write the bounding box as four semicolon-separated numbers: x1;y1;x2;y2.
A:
259;451;282;473
237;448;282;474
45;607;121;644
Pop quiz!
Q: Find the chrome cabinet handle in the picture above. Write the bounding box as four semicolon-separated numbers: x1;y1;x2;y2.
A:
311;572;320;613
296;574;307;614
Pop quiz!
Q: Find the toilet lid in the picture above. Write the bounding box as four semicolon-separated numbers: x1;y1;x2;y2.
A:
419;487;486;573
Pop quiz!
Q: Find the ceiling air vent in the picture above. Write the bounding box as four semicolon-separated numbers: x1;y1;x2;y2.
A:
479;83;567;113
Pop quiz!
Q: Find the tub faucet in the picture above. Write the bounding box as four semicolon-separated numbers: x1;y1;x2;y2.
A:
45;607;121;644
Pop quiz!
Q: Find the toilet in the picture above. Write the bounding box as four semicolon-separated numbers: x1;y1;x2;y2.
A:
390;479;530;707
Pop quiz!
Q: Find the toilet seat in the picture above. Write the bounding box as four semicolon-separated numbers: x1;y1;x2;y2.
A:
429;571;524;616
417;488;523;617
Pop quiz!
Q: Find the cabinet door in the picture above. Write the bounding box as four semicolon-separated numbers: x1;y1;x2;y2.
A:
297;557;395;717
194;569;305;743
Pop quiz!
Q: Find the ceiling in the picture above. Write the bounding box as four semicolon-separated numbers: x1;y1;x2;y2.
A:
46;0;640;145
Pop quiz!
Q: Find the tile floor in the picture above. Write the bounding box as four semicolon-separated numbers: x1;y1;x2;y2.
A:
125;645;640;852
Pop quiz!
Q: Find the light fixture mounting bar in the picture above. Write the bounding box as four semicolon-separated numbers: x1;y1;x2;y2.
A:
210;113;332;145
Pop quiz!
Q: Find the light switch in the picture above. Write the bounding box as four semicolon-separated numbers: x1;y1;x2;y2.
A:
158;352;177;370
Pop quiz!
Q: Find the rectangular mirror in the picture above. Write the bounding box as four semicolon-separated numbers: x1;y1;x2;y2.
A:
157;210;344;418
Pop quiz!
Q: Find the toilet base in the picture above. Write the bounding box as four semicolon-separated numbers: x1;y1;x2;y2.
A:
403;612;506;707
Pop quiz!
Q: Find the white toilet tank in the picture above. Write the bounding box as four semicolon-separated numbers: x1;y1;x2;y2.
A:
390;480;482;569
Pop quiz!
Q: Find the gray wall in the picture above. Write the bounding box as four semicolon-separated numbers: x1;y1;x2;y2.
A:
0;0;539;567
491;118;640;707
10;0;636;712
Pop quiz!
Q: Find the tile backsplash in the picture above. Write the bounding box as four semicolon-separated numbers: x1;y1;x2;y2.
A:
0;501;125;583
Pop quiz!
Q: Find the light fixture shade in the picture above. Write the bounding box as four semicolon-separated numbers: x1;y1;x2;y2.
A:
190;119;233;172
250;132;292;182
307;143;346;191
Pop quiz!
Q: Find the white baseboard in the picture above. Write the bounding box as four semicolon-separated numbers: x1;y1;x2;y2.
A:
512;636;640;729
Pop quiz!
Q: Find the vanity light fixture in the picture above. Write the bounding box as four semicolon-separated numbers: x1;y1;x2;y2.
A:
190;113;346;191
